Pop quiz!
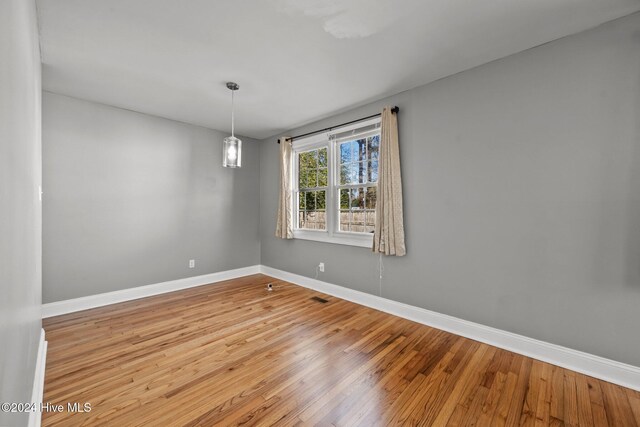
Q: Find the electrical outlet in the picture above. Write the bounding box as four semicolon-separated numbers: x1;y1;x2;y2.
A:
318;262;325;273
189;259;195;268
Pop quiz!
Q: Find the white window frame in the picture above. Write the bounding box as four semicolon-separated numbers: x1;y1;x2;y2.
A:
291;117;380;248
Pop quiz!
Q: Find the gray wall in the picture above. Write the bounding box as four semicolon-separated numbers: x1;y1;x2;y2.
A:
260;13;640;366
0;0;42;425
43;93;260;303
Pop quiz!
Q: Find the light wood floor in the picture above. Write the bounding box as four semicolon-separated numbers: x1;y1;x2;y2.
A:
43;274;640;426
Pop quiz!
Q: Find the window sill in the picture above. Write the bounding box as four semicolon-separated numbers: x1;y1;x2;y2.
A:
292;229;373;248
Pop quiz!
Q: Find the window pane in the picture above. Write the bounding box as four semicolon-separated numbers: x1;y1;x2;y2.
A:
348;163;357;184
318;167;328;187
298;169;307;189
366;210;376;226
355;139;367;161
341;164;357;185
299;211;308;228
357;161;367;184
316;211;326;230
368;159;378;183
298;192;305;210
340;142;351;164
351;207;365;233
340;189;349;209
299;151;309;169
352;210;365;225
318;148;327;167
365;187;377;209
305;169;318;188
350;141;358;162
367;135;379;161
351;224;365;233
305;191;316;210
339;164;346;184
316;190;326;209
339;210;350;231
300;150;318;169
350;188;364;209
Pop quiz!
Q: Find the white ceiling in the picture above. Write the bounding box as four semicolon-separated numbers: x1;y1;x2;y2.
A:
37;0;640;139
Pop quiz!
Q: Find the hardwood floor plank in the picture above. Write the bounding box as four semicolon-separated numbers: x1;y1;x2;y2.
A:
626;389;640;426
487;354;521;426
505;356;533;426
427;343;489;425
335;348;418;426
575;374;595;427
533;362;553;427
476;371;507;426
42;274;639;426
601;381;639;427
564;371;580;427
549;365;565;425
520;359;543;426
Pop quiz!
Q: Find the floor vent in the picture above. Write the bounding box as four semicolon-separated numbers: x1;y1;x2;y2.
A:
310;296;329;304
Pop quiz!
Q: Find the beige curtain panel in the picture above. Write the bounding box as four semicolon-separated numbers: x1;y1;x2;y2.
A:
373;107;406;256
275;137;294;239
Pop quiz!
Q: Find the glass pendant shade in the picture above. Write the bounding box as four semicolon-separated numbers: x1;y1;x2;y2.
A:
223;82;242;168
223;136;242;168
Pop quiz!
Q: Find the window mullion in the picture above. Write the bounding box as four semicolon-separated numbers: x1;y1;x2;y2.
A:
327;137;335;238
293;151;298;229
336;183;376;190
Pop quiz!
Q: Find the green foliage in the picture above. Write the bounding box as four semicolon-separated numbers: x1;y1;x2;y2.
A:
298;147;327;189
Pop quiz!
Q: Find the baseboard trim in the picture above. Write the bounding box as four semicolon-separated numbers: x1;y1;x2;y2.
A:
28;328;47;427
260;265;640;391
42;265;261;318
40;264;640;390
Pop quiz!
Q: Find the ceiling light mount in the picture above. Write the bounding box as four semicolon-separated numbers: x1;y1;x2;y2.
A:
226;82;239;91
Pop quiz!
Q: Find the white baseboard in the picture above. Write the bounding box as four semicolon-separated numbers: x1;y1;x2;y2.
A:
28;328;47;427
260;265;640;391
42;265;261;318
40;264;640;391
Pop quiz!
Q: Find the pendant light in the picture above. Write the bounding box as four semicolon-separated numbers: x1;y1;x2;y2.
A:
223;82;241;168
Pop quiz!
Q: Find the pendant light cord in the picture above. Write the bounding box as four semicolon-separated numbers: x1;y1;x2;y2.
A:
378;253;384;296
231;89;235;137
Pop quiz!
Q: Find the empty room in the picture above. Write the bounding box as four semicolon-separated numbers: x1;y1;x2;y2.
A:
2;0;640;425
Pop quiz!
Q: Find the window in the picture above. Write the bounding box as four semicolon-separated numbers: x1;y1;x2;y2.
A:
292;118;380;247
297;147;328;230
337;135;379;233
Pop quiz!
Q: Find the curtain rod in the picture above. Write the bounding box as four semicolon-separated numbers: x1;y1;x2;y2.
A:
277;106;399;144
